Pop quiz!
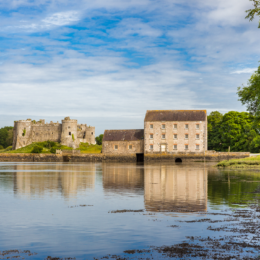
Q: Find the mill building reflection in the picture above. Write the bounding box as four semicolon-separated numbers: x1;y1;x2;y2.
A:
13;163;96;198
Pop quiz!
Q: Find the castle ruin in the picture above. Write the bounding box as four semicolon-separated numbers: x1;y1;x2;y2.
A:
12;117;95;150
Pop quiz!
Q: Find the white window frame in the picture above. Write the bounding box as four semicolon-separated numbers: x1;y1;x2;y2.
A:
173;124;177;129
174;134;177;139
185;124;189;129
185;134;188;139
129;145;132;150
162;134;166;139
173;144;177;150
196;124;200;129
150;134;153;139
150;124;153;129
114;145;118;150
162;124;166;129
196;145;200;150
185;145;189;150
196;134;200;139
149;144;153;150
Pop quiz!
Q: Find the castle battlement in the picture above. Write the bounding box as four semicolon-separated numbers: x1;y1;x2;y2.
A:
12;117;96;150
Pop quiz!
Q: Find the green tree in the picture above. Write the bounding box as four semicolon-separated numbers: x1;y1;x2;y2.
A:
237;66;260;118
0;127;14;148
95;134;104;145
246;0;260;28
208;111;223;151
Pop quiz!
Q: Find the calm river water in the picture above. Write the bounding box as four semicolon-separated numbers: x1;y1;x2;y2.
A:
0;162;260;259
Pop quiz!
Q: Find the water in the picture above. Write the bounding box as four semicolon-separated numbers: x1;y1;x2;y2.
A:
0;162;260;259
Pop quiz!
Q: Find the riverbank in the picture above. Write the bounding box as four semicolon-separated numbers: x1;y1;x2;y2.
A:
217;155;260;168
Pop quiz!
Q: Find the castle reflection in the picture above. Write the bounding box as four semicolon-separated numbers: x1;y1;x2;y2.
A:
13;163;96;198
144;165;207;212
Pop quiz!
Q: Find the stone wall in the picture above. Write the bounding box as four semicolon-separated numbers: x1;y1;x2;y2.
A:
144;120;207;154
12;117;96;150
102;140;144;155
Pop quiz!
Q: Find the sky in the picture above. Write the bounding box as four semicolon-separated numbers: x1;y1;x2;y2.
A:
0;0;259;134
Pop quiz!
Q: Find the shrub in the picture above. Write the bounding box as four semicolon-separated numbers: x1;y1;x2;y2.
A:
72;134;75;141
31;145;43;153
44;141;56;149
0;145;3;150
50;147;57;154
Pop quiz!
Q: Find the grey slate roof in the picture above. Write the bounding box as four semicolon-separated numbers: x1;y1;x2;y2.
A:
103;129;144;141
144;110;207;122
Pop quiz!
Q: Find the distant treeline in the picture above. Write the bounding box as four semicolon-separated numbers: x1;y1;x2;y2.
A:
0;126;13;149
208;111;260;153
1;112;260;153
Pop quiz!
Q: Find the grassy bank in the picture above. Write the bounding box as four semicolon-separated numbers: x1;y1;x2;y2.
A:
217;155;260;168
0;141;102;154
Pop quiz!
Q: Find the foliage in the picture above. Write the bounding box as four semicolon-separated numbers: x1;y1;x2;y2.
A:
0;126;13;148
0;145;3;150
245;0;260;28
208;111;258;152
217;155;260;168
0;146;12;153
95;134;104;145
31;145;43;153
22;129;26;136
5;141;72;154
77;142;102;153
237;66;260;117
72;134;75;141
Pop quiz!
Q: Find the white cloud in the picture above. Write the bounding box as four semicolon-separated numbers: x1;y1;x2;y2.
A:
42;11;80;26
231;68;257;74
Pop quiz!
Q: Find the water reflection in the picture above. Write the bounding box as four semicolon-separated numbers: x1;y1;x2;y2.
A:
12;163;96;198
144;165;207;212
102;163;144;195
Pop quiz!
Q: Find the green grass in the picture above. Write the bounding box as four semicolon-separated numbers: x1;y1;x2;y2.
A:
1;141;73;154
77;143;102;154
217;155;260;168
0;141;102;154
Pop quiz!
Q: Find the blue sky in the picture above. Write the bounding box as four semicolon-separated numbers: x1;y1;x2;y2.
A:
0;0;259;134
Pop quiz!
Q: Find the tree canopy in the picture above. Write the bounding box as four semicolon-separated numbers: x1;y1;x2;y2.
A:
0;126;13;149
237;66;260;118
95;134;104;145
246;0;260;28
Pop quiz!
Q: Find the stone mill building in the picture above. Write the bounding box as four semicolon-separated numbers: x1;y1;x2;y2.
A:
102;110;207;157
12;117;95;150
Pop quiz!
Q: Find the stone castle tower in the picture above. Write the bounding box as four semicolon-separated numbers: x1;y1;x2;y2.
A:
12;117;95;150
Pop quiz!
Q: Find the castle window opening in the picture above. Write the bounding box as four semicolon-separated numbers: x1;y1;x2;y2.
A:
173;144;177;150
174;124;177;129
185;134;188;139
162;124;165;129
114;145;118;150
91;132;93;135
129;145;132;150
150;134;153;139
150;124;153;129
162;134;165;139
69;132;71;135
68;126;70;129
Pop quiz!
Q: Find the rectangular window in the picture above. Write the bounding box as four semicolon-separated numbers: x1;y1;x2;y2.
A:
185;145;189;150
162;124;166;129
150;134;153;139
173;144;177;150
196;124;200;129
129;145;132;150
150;124;153;129
174;124;177;129
185;134;188;139
196;134;200;139
162;134;165;139
91;132;93;135
185;124;189;129
196;145;200;150
69;132;71;135
149;144;153;150
174;134;177;139
114;145;118;150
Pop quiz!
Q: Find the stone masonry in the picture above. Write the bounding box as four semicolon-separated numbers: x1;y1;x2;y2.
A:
12;117;95;150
